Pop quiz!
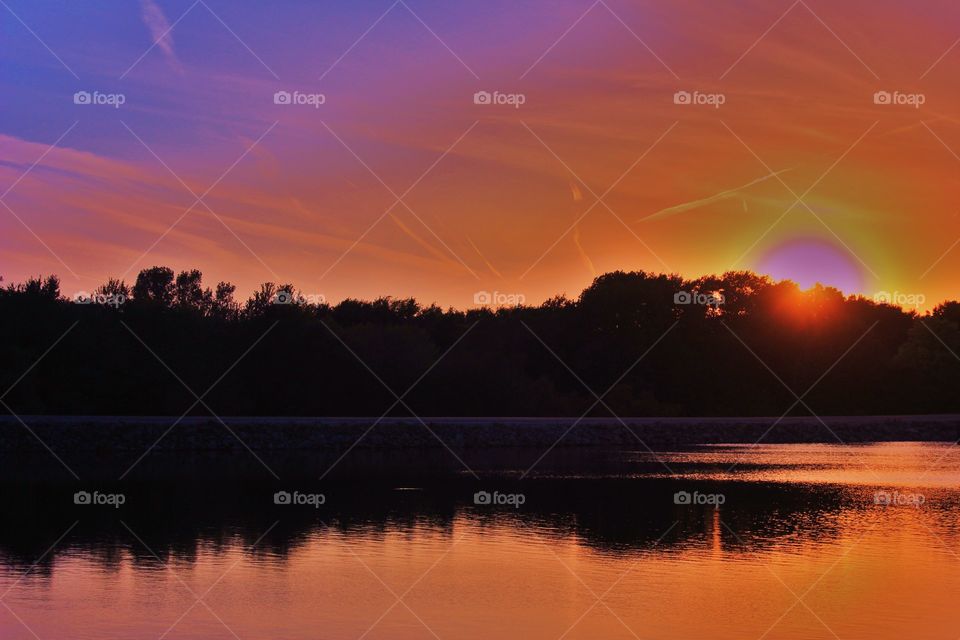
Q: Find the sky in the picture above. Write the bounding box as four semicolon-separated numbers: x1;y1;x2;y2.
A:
3;0;960;310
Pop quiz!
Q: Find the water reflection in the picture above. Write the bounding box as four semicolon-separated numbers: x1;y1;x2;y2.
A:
1;443;959;639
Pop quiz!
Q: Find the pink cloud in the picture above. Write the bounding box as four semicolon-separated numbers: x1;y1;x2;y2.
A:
139;0;180;69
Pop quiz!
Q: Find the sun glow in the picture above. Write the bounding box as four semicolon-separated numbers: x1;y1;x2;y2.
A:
754;238;867;295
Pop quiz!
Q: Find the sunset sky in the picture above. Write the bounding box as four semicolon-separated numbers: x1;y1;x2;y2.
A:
3;0;960;309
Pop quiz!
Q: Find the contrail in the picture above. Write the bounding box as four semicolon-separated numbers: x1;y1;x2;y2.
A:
388;212;456;266
639;168;791;221
466;235;502;278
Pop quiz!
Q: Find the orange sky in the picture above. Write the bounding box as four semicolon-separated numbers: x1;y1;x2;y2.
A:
3;0;960;310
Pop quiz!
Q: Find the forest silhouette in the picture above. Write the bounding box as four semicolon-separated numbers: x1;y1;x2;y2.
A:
2;267;959;417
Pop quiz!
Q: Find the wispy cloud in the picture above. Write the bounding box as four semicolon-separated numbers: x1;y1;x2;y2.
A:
572;224;595;275
140;0;180;68
569;180;583;202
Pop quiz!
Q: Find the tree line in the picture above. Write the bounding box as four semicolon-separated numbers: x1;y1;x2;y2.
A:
2;266;959;416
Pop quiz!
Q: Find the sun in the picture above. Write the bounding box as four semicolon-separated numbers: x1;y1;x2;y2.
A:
753;238;867;294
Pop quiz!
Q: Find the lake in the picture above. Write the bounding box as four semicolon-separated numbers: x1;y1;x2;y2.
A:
2;442;958;639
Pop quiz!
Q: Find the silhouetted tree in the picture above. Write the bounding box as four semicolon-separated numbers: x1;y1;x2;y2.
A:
1;266;958;417
96;278;130;300
10;275;61;299
133;266;175;306
212;282;239;320
173;269;212;313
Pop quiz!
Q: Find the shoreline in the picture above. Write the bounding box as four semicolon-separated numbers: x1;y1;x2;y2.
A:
2;414;958;452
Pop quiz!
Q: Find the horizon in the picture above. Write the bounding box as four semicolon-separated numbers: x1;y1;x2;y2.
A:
1;265;939;313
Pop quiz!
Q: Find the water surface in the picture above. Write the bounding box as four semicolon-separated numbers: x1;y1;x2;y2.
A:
2;442;959;639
